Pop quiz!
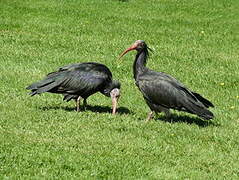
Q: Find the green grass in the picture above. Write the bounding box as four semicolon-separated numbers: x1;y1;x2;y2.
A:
1;0;239;179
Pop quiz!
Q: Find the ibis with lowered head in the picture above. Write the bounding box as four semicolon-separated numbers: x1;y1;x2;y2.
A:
26;62;121;114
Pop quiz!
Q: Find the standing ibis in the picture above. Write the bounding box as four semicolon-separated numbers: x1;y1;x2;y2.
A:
26;62;121;114
119;40;214;121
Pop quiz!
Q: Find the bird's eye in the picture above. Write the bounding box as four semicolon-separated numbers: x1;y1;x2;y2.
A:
138;44;143;49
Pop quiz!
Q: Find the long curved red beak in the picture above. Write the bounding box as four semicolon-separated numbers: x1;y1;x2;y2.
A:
119;44;137;59
112;96;118;115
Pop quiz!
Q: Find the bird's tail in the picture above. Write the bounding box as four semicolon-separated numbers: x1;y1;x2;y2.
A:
196;108;214;120
185;100;214;120
26;72;65;96
192;92;214;108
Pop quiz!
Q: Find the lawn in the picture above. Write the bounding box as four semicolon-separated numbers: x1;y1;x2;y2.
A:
0;0;239;179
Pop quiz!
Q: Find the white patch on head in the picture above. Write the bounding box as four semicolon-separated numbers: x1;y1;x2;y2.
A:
110;88;120;98
134;40;145;50
135;40;144;44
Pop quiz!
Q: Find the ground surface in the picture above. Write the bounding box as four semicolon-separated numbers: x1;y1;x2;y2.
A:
0;0;239;179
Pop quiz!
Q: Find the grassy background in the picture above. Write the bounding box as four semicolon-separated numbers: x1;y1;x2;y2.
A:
0;0;239;179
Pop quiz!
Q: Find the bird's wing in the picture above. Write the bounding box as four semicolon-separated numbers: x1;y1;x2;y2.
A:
137;73;205;111
46;62;112;93
56;62;112;76
27;62;112;96
56;69;110;94
151;72;214;107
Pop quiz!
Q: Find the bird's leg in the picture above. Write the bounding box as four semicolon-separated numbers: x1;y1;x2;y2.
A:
82;99;87;110
164;109;171;118
164;109;172;122
146;111;154;122
76;96;82;112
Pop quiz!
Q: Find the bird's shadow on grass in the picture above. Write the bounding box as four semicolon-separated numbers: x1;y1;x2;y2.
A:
86;105;131;115
40;105;131;115
157;114;218;127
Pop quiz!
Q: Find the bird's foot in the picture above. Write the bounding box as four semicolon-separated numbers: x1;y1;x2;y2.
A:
145;111;154;122
76;96;83;112
82;99;87;110
164;110;172;122
76;105;81;112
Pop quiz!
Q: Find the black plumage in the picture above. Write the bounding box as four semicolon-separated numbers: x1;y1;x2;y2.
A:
27;62;121;114
120;40;214;121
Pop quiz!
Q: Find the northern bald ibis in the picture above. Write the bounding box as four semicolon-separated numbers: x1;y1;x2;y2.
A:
119;40;214;121
26;62;121;114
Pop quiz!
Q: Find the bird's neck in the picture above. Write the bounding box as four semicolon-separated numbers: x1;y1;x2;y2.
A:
133;49;148;80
